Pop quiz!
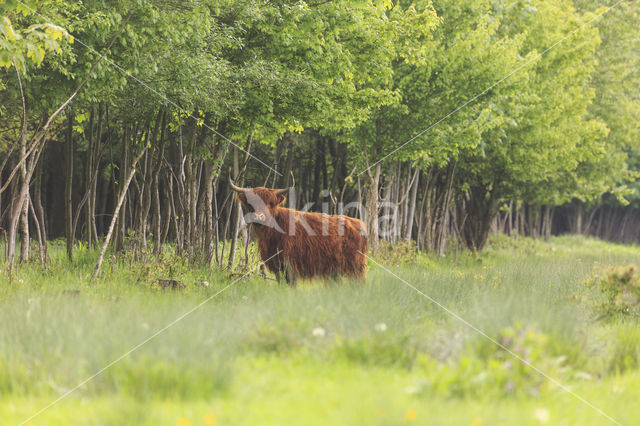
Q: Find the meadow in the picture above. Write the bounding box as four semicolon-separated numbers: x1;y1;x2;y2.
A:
1;236;639;425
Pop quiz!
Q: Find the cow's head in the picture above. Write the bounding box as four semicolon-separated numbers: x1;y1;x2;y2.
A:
229;177;291;229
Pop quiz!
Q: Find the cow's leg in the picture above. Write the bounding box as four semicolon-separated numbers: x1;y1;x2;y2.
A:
326;269;340;286
285;265;297;287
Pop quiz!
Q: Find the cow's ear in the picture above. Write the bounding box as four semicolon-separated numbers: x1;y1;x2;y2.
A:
276;194;286;205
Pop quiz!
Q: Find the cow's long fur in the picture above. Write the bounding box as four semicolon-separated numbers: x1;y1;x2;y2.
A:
237;188;367;283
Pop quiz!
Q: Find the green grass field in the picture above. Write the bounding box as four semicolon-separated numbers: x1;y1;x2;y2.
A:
1;236;639;425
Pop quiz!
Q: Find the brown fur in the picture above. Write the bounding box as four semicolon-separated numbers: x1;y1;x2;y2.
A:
237;187;367;284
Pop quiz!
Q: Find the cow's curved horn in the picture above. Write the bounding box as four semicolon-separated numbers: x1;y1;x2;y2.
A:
273;172;295;195
229;173;250;193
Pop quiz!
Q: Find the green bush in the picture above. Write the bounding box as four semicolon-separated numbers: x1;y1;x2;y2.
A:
333;334;418;369
587;265;640;318
374;240;434;268
409;324;570;399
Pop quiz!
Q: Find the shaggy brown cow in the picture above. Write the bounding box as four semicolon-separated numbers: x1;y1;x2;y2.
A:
230;179;367;284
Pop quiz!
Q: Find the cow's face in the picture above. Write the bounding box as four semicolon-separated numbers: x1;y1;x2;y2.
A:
237;188;286;226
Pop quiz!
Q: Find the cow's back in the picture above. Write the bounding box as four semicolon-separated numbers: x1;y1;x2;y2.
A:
281;210;366;279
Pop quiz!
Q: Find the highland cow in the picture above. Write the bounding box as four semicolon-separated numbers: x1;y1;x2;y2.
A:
229;178;367;285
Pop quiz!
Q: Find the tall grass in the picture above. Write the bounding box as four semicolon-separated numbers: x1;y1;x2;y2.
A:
1;236;639;424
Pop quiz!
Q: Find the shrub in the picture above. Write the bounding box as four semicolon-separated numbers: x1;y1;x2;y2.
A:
374;240;434;268
587;265;640;318
410;324;569;399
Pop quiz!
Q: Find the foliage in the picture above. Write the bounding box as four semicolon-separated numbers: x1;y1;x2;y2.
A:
1;0;640;260
374;239;434;267
0;2;73;71
586;265;640;318
575;0;640;206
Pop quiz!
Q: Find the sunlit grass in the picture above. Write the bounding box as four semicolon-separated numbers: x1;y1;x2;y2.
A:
0;235;639;425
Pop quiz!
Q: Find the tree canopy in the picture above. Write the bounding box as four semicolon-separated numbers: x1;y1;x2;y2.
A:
1;0;639;270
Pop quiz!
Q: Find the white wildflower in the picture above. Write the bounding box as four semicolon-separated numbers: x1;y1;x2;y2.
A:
374;322;388;332
534;408;549;424
312;327;326;337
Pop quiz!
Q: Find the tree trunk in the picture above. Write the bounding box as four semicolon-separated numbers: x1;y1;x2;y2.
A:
542;205;553;241
92;147;147;280
405;167;419;241
33;159;48;263
204;159;215;266
152;111;167;256
65;114;74;261
28;197;45;266
85;107;96;247
227;147;240;269
152;174;162;256
458;176;501;251
114;126;131;252
365;163;381;252
19;121;29;263
437;164;456;256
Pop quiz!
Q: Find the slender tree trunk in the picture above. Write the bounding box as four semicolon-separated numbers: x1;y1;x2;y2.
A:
312;137;323;204
542;205;552;241
97;168;110;236
85;107;95;247
416;171;430;250
5;67;28;274
204;159;215;266
161;170;173;252
184;123;199;260
152;174;162;256
28;197;45;266
114;126;131;252
6;173;27;276
139;140;152;249
437;164;456;257
507;200;514;236
33;159;48;263
406;167;419;241
214;184;221;267
227;147;240;269
168;171;181;252
19;119;29;263
365;163;381;252
90;103;104;243
227;133;253;269
152;111;167;256
423;173;436;252
572;203;584;234
92;147;147;280
65;113;74;261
